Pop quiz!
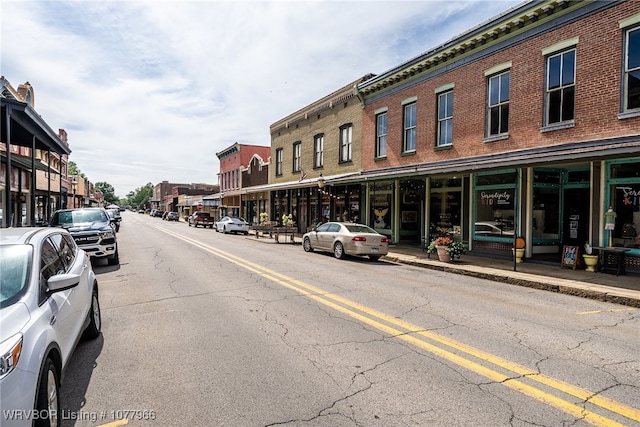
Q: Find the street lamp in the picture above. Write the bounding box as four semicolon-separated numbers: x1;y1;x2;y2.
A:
316;174;325;226
71;178;78;208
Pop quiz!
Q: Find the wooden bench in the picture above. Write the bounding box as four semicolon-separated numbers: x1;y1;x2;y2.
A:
251;222;297;243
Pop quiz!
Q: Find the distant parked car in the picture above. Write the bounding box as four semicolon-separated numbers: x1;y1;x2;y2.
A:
215;216;249;234
164;211;180;221
303;222;389;261
0;227;101;427
106;208;121;232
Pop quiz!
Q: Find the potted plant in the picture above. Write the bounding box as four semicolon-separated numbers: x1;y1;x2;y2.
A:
427;236;465;262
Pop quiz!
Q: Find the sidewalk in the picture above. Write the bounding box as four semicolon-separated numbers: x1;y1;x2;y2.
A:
247;231;640;308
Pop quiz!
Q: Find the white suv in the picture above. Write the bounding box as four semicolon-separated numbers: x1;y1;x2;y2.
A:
0;227;101;427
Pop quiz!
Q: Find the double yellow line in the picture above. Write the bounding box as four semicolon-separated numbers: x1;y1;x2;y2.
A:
157;226;640;426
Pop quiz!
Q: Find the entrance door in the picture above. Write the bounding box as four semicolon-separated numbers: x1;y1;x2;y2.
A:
562;187;590;247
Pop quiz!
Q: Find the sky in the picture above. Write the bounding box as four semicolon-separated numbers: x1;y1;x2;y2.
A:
1;0;523;198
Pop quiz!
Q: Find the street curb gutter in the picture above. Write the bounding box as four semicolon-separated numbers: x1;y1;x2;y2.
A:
383;255;640;308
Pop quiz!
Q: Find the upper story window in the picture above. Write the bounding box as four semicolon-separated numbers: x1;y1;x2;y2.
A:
403;103;416;153
487;71;510;137
437;90;453;147
275;148;283;176
292;141;301;172
546;49;575;125
314;134;324;168
376;111;387;158
339;124;352;163
624;26;640;112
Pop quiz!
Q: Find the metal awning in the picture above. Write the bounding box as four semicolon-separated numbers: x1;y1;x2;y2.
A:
1;98;70;155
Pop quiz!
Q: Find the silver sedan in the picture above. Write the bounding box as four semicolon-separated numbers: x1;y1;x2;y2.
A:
302;222;389;260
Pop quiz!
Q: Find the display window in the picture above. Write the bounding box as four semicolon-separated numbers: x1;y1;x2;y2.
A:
473;170;517;241
606;159;640;246
429;178;462;240
370;182;394;233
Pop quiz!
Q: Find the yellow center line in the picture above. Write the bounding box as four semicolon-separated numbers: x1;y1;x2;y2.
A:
576;308;637;315
156;226;640;425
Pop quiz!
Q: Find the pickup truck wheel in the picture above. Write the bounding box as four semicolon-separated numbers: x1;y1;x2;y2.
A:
108;248;119;265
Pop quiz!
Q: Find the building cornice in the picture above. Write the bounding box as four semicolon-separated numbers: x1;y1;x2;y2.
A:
357;0;612;100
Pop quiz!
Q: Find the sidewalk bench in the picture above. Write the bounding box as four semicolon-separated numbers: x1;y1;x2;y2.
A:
251;223;297;243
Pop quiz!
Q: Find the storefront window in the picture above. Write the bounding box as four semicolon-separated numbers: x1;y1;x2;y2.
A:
474;171;516;240
370;182;393;233
430;178;461;239
532;187;560;241
608;160;640;243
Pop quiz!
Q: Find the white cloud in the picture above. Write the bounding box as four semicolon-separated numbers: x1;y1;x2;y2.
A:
2;0;522;197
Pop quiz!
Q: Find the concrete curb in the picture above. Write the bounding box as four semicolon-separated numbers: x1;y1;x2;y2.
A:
383;254;640;308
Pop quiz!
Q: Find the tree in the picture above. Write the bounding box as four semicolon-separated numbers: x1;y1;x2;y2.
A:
124;183;154;209
67;161;86;178
94;182;118;205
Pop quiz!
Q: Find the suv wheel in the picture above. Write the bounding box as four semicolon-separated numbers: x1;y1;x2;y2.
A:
35;358;59;427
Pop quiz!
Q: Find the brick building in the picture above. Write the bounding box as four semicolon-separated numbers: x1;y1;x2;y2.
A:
260;74;375;231
215;143;270;219
329;0;640;264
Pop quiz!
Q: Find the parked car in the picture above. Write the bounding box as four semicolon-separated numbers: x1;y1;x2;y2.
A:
106;208;121;232
49;208;119;265
0;227;101;427
215;216;249;234
302;222;389;260
188;211;215;228
474;221;515;236
164;211;180;221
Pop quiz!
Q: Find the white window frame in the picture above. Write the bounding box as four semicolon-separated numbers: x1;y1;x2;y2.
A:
314;134;324;168
292;141;301;172
437;90;453;147
376;111;387;158
275;148;283;176
545;48;576;126
339;124;352;162
487;70;510;137
403;103;416;153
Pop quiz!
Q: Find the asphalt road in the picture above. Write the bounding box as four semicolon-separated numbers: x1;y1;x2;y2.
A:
60;211;640;427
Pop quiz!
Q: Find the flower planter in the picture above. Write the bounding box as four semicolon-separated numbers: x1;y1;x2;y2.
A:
582;254;598;272
436;245;451;262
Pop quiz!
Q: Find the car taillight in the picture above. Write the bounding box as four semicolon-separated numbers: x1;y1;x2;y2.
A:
380;237;389;243
352;236;367;242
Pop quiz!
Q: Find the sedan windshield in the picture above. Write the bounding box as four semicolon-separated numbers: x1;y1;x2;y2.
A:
0;245;32;307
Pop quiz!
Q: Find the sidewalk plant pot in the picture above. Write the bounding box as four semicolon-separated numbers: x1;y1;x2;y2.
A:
582;254;598;272
427;236;464;262
436;245;451;262
512;248;525;263
512;237;525;263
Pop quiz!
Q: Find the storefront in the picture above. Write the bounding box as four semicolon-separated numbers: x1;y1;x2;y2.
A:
472;170;520;253
605;158;640;248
